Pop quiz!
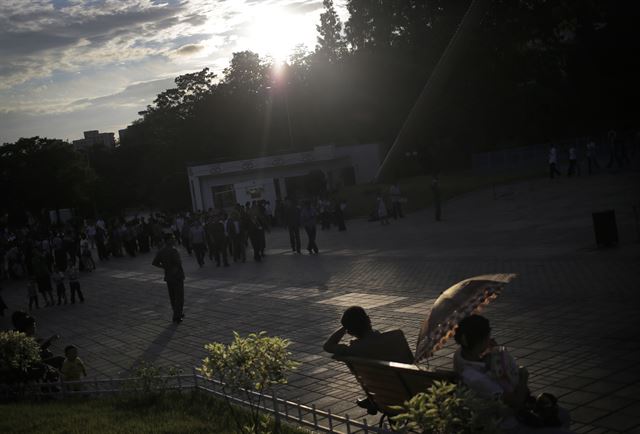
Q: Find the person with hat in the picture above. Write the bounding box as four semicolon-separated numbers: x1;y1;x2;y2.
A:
152;234;185;323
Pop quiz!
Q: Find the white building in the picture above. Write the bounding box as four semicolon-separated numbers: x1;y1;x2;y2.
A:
72;130;116;149
187;143;381;211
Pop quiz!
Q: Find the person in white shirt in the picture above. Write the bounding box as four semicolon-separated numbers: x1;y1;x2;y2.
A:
548;145;561;179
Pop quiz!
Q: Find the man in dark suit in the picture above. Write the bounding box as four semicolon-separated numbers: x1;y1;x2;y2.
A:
152;234;185;323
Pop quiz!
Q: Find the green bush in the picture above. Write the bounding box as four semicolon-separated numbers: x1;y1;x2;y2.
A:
0;331;41;378
391;381;504;434
199;332;299;434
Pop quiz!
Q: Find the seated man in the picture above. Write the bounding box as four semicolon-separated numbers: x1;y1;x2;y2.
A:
323;306;414;414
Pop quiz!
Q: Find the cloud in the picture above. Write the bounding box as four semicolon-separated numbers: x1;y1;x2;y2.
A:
175;43;205;56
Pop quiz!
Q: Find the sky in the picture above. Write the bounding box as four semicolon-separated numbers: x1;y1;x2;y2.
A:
0;0;348;144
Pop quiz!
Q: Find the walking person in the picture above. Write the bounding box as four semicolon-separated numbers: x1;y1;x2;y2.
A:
548;144;561;179
152;234;185;324
189;219;206;267
301;201;319;254
284;198;301;253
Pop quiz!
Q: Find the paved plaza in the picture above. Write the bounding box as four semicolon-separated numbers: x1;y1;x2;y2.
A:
2;172;640;433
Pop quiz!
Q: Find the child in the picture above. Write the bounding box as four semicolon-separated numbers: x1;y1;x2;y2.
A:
67;263;84;304
53;270;67;305
61;345;87;391
27;278;39;310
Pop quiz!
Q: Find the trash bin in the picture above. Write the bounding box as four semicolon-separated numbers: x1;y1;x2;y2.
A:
592;209;618;247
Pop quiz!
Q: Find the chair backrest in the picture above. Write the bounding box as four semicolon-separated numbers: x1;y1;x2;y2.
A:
334;355;458;415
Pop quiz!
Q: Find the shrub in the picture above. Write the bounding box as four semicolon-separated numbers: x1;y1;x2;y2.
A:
199;332;299;434
391;381;504;434
0;331;41;379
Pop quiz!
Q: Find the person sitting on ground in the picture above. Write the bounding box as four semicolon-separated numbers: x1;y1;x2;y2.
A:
453;315;572;432
323;306;414;414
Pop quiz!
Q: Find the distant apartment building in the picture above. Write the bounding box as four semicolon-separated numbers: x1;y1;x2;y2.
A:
72;130;116;149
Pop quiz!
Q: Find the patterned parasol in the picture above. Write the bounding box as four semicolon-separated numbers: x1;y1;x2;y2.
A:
414;273;516;363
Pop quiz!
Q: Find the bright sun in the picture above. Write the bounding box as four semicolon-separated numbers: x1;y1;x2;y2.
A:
244;7;308;64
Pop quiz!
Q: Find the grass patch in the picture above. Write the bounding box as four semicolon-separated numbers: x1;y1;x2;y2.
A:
0;391;308;434
336;168;543;217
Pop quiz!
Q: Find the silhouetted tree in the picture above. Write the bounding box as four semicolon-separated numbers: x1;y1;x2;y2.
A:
316;0;347;63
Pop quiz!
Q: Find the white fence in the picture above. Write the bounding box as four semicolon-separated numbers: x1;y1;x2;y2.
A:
3;368;394;434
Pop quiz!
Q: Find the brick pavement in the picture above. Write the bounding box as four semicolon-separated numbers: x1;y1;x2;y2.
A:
1;172;639;432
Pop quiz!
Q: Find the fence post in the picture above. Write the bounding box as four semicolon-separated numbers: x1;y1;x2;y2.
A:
346;414;351;434
59;377;65;399
312;404;318;430
192;367;199;391
297;402;303;423
272;391;281;432
363;418;369;434
327;409;334;433
176;373;182;391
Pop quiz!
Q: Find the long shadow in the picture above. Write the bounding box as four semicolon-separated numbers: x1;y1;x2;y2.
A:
129;323;178;371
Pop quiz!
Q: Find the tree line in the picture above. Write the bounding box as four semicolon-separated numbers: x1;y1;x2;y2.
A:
2;0;637;219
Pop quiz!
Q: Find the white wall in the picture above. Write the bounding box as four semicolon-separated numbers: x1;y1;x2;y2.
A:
334;143;381;183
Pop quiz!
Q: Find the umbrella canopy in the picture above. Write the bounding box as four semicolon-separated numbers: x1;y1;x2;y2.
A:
414;273;516;363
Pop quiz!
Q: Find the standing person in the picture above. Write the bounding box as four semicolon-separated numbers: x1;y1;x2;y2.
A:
432;175;442;222
300;201;319;255
79;233;95;271
181;220;192;256
283;198;301;254
61;345;87;391
567;145;578;177
389;182;404;219
189;219;206;267
227;211;246;263
27;278;39;310
207;214;229;267
152;234;185;324
586;139;599;175
53;270;67;305
32;249;54;307
548;144;561;179
67;262;84;304
86;222;96;250
336;200;347;231
377;196;389;225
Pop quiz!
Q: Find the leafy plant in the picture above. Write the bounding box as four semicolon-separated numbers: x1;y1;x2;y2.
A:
122;361;182;398
391;381;504;434
0;331;41;376
199;332;299;434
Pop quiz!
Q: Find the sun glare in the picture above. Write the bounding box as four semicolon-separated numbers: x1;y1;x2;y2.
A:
244;7;308;65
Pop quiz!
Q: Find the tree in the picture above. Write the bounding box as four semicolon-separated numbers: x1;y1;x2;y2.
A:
316;0;347;63
0;137;96;217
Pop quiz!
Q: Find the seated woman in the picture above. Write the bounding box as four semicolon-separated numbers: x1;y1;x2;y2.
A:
453;315;573;433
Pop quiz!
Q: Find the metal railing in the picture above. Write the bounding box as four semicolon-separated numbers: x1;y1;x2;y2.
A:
2;368;394;434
